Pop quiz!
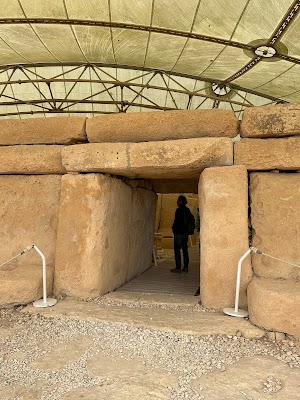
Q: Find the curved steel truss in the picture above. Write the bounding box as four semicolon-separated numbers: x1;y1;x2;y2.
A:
0;64;283;119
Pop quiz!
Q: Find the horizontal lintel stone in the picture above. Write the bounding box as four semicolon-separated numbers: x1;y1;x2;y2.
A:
234;137;300;170
0;145;66;174
241;104;300;138
62;138;233;179
0;116;87;145
86;109;239;143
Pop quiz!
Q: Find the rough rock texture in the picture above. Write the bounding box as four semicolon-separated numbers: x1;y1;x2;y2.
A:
0;116;87;145
87;109;238;143
62;138;233;179
234;138;300;170
250;173;300;280
248;277;300;339
54;174;157;299
241;103;300;138
0;176;61;269
0;265;54;307
199;166;252;309
152;179;198;194
0;175;61;306
0;145;66;174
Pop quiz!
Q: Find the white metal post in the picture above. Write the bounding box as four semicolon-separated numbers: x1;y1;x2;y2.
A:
223;248;252;318
32;244;57;308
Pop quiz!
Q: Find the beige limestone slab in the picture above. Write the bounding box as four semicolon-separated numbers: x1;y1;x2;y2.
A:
0;116;87;145
62;138;233;179
241;103;300;138
234;137;300;170
0;265;54;307
22;299;265;339
191;355;300;399
199;165;252;310
0;175;61;269
0;145;66;174
87;109;238;143
248;277;300;339
30;336;93;372
54;174;157;299
250;173;300;280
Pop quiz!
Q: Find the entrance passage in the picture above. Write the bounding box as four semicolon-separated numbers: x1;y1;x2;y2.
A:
117;246;199;296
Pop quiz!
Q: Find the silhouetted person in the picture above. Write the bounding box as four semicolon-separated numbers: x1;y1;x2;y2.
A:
170;195;194;273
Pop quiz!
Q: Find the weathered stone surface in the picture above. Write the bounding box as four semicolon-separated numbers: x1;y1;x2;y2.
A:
248;277;300;339
87;109;238;143
199;166;252;310
62;138;233;179
234;138;300;170
250;173;300;280
0;265;54;307
152;179;198;194
23;298;266;339
54;174;157;299
0;145;66;174
0;116;87;145
191;355;300;399
241;103;300;138
0;176;61;270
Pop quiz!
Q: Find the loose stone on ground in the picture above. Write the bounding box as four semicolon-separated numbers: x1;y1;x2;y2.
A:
0;301;299;400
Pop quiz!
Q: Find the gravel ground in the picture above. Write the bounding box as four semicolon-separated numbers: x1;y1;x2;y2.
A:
0;307;299;400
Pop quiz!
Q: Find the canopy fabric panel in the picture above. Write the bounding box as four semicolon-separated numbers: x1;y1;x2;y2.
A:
0;0;299;118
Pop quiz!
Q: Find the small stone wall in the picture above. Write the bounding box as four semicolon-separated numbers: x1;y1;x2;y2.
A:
248;173;300;338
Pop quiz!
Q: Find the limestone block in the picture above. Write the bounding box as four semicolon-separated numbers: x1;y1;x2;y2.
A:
199;165;252;310
62;138;233;179
250;173;300;280
0;145;66;174
0;176;61;269
54;174;157;299
87;109;238;143
0;117;87;145
241;104;300;138
234;138;300;170
0;265;54;307
248;277;300;339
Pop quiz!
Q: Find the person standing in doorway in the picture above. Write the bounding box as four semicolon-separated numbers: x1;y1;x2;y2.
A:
170;195;194;273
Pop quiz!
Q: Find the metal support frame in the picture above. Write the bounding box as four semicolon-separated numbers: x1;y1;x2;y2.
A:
0;64;280;119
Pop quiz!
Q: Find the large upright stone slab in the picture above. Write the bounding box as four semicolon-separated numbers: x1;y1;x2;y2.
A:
0;116;87;145
0;145;66;174
62;138;233;179
241;104;300;138
54;174;157;299
250;173;300;281
0;175;61;306
0;175;61;268
234;138;300;170
87;109;238;143
199;166;252;310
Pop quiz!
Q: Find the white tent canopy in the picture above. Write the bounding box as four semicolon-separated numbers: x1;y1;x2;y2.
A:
0;0;299;118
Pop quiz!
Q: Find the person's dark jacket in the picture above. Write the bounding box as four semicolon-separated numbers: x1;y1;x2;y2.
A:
172;205;191;235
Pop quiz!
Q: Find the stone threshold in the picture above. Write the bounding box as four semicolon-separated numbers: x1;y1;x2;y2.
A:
22;298;265;339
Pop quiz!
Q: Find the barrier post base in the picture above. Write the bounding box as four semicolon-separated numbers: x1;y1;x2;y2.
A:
223;307;248;318
33;298;57;308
